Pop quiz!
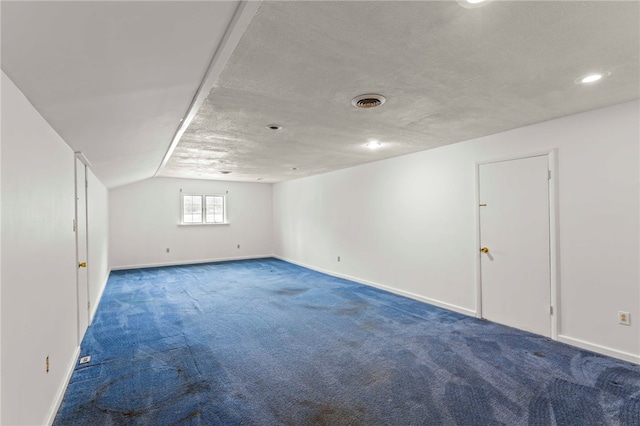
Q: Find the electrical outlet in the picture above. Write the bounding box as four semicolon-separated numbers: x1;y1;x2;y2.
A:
619;311;630;326
79;355;91;364
166;248;170;253
237;244;240;249
46;355;50;373
337;256;341;262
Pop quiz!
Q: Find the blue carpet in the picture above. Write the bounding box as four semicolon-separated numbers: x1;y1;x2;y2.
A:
54;258;640;425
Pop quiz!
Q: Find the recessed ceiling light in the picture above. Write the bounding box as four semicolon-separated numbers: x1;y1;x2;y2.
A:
365;140;382;150
267;124;282;130
576;72;610;84
458;0;492;8
219;171;232;174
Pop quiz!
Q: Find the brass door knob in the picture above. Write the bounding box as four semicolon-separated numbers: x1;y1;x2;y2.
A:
480;247;489;253
78;262;87;268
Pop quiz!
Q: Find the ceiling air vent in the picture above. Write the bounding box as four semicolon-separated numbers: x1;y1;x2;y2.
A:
351;94;386;109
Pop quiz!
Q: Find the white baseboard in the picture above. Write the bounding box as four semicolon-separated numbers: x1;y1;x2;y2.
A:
46;346;80;426
274;255;476;317
110;254;273;271
558;335;640;364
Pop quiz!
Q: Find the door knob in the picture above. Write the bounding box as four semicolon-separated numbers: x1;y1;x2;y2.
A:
480;247;489;253
78;262;87;268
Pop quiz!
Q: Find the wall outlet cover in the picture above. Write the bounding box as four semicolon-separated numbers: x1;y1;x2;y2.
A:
618;311;630;326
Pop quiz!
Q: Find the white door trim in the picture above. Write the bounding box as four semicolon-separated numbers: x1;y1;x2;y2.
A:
474;149;559;340
74;154;90;344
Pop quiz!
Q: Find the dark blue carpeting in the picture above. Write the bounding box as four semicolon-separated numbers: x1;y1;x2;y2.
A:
54;258;640;425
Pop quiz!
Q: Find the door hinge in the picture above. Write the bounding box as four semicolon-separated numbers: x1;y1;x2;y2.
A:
88;301;91;310
550;306;553;315
73;219;77;232
548;170;551;180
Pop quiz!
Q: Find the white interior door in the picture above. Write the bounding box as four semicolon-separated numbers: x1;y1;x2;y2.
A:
479;155;551;337
75;156;89;343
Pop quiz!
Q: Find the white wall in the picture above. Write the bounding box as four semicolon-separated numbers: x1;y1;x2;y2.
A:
273;100;640;363
109;177;273;269
1;71;77;425
0;68;4;425
87;169;109;321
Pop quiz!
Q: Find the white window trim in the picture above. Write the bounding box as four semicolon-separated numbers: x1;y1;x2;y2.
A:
179;192;229;226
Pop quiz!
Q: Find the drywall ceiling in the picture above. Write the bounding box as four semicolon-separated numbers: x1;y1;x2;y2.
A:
159;0;640;183
2;1;638;188
1;0;242;188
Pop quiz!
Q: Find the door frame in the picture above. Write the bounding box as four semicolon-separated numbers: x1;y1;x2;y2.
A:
74;152;91;344
474;149;560;340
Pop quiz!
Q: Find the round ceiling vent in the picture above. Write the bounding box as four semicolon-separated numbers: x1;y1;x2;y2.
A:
351;94;386;109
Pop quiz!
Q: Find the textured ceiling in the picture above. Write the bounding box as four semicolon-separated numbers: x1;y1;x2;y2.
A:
159;0;640;183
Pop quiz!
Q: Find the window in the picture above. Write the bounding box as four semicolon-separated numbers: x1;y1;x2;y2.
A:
181;194;226;224
205;195;224;223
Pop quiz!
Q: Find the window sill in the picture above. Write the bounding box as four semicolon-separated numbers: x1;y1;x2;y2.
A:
178;222;230;226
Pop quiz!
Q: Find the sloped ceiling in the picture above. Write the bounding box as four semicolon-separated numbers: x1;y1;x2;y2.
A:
159;0;639;183
1;0;242;188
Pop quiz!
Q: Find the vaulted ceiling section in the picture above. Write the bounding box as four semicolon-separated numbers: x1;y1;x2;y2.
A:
2;1;639;187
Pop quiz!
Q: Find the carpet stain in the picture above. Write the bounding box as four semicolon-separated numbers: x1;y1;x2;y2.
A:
302;304;331;311
178;409;202;422
358;320;381;331
303;402;364;426
335;300;369;316
370;368;393;384
311;405;363;426
274;287;309;296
